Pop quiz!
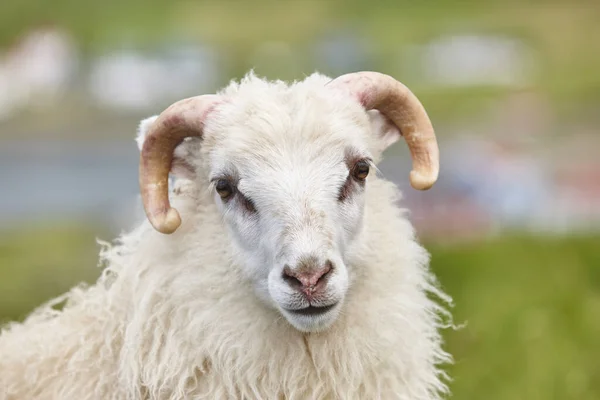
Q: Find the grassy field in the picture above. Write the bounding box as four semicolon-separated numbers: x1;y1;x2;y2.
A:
0;224;598;399
435;234;600;399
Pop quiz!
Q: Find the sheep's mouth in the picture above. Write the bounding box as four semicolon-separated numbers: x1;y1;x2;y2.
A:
285;303;337;316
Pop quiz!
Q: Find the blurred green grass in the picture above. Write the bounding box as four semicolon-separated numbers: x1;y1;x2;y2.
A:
0;225;598;399
435;234;600;399
0;224;105;323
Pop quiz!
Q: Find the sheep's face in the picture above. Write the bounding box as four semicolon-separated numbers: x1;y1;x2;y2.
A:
139;74;401;333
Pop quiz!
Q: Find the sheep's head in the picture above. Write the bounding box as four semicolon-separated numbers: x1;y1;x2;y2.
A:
137;72;439;332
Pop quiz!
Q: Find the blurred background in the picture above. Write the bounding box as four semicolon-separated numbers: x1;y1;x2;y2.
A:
0;0;598;398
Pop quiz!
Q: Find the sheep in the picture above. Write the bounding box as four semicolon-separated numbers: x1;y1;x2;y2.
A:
0;71;453;400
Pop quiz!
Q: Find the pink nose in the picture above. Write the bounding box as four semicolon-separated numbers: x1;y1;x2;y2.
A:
282;260;333;294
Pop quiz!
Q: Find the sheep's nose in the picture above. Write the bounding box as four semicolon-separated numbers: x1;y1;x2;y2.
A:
282;260;333;294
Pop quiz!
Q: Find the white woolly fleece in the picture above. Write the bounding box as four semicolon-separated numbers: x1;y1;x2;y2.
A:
0;73;452;400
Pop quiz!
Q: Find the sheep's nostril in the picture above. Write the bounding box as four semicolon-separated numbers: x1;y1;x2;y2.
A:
282;265;303;289
282;260;333;291
317;260;333;285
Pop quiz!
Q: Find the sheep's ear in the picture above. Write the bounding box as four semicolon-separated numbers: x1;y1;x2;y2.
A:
367;110;401;158
136;116;196;180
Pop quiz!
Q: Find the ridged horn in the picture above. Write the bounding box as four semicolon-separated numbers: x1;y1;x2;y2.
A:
329;72;439;190
139;95;220;234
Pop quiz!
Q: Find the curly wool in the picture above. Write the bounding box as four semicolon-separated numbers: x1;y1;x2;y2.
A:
0;179;452;400
0;75;453;400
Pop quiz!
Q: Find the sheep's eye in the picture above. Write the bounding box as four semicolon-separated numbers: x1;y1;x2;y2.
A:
352;160;370;181
215;179;234;199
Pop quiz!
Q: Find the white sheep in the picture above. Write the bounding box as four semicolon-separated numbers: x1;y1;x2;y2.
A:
0;71;453;400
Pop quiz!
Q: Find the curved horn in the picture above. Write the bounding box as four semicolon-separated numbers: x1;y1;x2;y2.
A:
139;95;220;234
329;72;439;190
